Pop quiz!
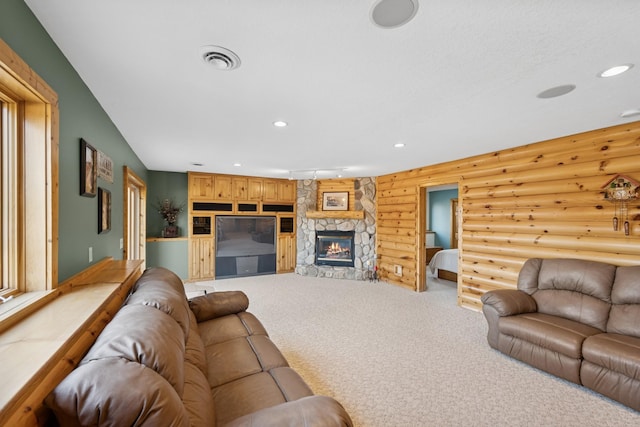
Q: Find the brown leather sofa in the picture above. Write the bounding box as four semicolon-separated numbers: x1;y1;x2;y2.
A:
481;258;640;412
45;267;353;426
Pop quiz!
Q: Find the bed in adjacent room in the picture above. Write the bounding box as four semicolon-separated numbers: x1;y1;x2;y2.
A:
428;248;458;282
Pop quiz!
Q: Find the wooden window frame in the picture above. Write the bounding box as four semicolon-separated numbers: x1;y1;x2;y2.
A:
0;39;58;305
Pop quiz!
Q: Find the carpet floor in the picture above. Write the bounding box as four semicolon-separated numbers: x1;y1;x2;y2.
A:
186;273;640;427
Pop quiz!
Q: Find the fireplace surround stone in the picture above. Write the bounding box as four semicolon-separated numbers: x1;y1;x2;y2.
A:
296;178;376;280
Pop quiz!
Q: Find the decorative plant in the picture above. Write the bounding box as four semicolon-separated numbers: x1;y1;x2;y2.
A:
156;199;184;225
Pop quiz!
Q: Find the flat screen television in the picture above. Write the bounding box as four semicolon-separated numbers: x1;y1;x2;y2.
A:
215;216;276;278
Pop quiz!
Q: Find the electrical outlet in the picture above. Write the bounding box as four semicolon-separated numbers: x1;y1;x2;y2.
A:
88;246;93;262
120;238;124;249
394;264;403;276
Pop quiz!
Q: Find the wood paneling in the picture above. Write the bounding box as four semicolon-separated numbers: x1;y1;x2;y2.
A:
376;121;640;311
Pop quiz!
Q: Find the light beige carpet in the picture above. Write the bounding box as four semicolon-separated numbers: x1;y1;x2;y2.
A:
187;274;640;427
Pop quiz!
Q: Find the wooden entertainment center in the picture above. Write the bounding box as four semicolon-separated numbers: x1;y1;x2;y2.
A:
187;172;297;281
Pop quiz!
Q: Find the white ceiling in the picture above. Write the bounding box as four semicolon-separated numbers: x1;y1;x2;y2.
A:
24;0;640;179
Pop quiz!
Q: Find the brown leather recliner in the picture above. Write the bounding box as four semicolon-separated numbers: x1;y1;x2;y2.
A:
481;258;640;412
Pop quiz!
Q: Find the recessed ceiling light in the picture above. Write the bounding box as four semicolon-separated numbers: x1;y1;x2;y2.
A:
598;64;633;78
273;121;288;127
536;84;576;99
394;143;406;148
371;0;419;29
233;163;241;167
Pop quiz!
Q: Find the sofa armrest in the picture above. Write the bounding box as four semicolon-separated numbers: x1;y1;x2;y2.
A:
481;289;537;317
188;291;249;322
225;395;353;427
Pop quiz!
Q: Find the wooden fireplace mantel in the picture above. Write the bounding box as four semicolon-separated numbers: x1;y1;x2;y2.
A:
305;210;365;219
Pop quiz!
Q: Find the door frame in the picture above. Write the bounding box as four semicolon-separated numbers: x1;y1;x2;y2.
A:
123;166;146;265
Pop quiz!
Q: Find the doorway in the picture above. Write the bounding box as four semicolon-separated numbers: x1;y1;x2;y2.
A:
123;166;146;265
418;183;460;292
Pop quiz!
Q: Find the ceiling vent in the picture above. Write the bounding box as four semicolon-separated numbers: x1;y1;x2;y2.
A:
200;45;241;71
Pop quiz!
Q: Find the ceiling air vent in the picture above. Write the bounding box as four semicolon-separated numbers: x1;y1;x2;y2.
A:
200;45;241;71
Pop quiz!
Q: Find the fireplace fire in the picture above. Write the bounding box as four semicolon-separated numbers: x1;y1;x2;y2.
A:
315;231;355;267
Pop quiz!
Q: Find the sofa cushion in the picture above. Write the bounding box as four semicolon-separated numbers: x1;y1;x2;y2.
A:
206;336;264;387
45;358;190;427
183;361;216;427
225;395;352;427
499;312;601;358
186;310;208;377
607;265;640;337
582;333;640;381
126;279;191;337
189;290;249;322
199;312;268;347
134;266;186;295
205;333;290;388
212;370;314;426
81;304;186;397
524;258;616;330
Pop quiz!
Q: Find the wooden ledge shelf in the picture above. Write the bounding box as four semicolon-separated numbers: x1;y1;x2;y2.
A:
146;237;188;242
305;210;365;219
0;258;143;426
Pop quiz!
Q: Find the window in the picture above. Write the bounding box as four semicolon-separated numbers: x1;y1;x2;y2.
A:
0;40;58;300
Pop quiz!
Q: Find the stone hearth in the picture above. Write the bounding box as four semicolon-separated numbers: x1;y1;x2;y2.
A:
296;178;376;280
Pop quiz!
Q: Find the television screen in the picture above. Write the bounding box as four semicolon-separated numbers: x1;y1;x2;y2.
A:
215;216;276;257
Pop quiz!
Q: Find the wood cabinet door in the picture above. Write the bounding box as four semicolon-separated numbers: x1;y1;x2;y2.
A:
277;235;296;273
189;238;202;279
200;238;214;278
189;174;213;200
214;176;232;200
189;237;214;280
232;177;248;200
248;178;263;200
277;181;296;202
263;180;278;201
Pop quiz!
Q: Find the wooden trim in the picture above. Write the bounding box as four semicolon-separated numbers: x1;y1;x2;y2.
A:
0;39;59;293
123;166;146;264
305;210;365;219
0;39;57;105
146;237;188;242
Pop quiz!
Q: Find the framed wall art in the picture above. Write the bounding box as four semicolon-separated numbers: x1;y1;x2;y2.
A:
80;138;97;197
322;191;349;211
97;149;114;183
98;187;111;233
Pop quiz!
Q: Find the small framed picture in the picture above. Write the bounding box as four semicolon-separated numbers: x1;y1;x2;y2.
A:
98;187;111;233
80;138;97;197
322;191;349;211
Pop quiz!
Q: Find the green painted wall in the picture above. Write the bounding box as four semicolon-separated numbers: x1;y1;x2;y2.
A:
0;0;148;281
146;240;189;280
146;171;189;279
147;171;189;238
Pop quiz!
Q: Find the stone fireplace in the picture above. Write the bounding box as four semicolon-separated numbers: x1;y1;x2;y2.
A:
296;178;376;280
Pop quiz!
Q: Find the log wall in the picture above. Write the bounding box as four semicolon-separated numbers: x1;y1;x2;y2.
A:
376;121;640;311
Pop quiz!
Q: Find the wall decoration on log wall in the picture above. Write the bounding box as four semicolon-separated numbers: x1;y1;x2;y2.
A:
601;174;639;236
